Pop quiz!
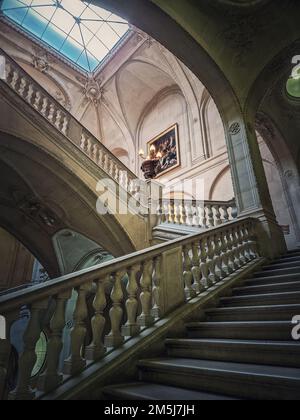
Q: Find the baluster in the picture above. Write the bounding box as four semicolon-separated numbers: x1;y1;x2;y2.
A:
80;132;87;151
214;205;222;226
237;228;247;265
198;205;206;228
220;231;231;275
183;245;196;299
157;200;164;224
169;201;175;224
225;229;238;272
105;271;126;348
192;242;204;294
222;205;230;224
64;282;92;375
199;238;211;288
207;236;217;284
192;202;200;227
138;260;155;327
61;115;69;135
54;109;62;130
19;77;28;97
104;154;110;172
122;266;140;337
98;148;104;168
33;91;42;111
86;138;92;157
10;70;20;91
48;103;56;124
10;300;48;400
38;290;72;393
92;144;99;163
186;202;194;226
175;202;181;225
213;233;225;281
5;63;13;84
85;276;109;361
206;205;214;228
152;256;162;319
232;228;242;268
41;97;49;117
26;83;35;104
247;222;259;259
180;200;187;225
241;224;251;262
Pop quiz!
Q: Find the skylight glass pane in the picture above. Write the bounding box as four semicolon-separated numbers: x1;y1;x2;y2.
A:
1;0;130;72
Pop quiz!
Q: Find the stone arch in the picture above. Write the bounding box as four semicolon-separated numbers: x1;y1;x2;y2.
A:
209;166;234;201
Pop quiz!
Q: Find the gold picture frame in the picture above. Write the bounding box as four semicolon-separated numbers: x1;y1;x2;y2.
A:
147;124;180;178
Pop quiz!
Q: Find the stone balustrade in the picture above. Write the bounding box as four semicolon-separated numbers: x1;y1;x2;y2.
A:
0;218;259;400
157;199;237;228
1;50;137;191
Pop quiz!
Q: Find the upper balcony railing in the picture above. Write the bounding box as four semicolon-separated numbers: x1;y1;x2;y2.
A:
0;49;138;192
0;218;259;400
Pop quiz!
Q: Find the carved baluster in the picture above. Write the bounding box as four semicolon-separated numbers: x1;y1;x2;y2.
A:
38;290;72;393
199;238;211;288
207;236;216;284
5;63;13;84
213;233;225;281
61;115;69;135
183;245;196;299
220;231;231;275
41;97;49;117
98;148;104;168
33;91;42;111
85;276;109;361
138;260;155;327
54;109;62;130
206;205;214;227
192;241;204;294
152;256;162;319
10;300;48;400
214;205;222;226
192;202;200;227
198;205;206;228
26;83;35;104
80;132;87;151
92;144;99;163
104;154;110;172
105;271;126;348
186;203;194;226
180;200;187;225
237;228;247;265
241;224;252;262
175;202;181;225
64;282;92;375
247;222;259;259
19;77;28;97
10;69;20;91
48;103;56;124
225;229;237;272
157;200;164;224
169;201;175;224
122;266;140;337
222;205;230;224
232;228;242;268
86;138;92;157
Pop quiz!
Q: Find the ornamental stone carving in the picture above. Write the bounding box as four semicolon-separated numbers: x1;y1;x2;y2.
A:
82;75;104;106
229;122;241;135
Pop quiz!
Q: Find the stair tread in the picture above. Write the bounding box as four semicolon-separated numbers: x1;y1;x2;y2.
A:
221;290;300;300
138;358;300;380
206;303;300;313
187;320;291;327
245;273;300;282
233;280;300;293
103;382;236;400
166;338;300;347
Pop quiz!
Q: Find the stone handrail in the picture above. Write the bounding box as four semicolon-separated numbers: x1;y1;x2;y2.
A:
157;198;237;229
0;49;137;191
0;218;259;400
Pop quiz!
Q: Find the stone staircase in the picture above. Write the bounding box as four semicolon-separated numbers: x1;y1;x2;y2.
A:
103;249;300;400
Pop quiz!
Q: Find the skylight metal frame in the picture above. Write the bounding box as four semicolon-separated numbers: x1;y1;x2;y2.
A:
0;0;131;73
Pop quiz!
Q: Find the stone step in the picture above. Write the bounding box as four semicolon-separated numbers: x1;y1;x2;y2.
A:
264;261;300;272
186;321;293;340
165;338;300;368
243;273;300;287
205;304;300;322
254;267;300;278
138;358;300;400
220;291;300;307
275;255;300;264
232;281;300;296
102;382;236;401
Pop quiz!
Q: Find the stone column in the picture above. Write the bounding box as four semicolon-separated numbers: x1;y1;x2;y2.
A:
225;118;286;258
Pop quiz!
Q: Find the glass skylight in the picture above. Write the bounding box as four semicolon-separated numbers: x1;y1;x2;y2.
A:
0;0;130;72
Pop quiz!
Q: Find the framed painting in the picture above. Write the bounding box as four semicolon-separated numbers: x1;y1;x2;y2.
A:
147;124;180;177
